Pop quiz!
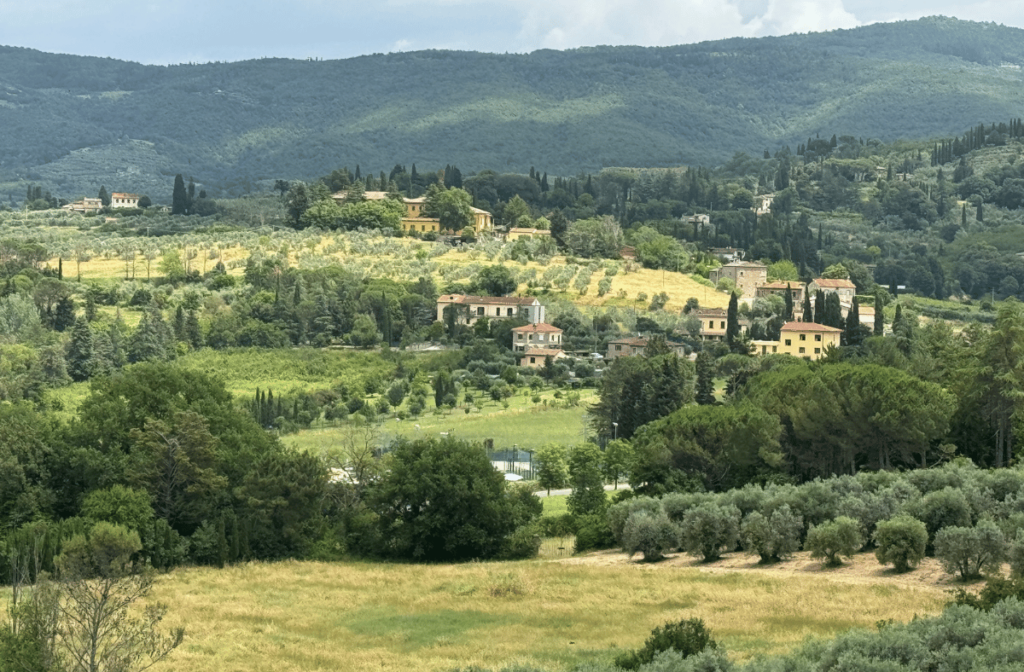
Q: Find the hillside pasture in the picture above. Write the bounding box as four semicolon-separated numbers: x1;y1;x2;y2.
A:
149;556;945;672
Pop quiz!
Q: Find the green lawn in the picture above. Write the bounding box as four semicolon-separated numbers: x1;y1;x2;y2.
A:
285;390;596;455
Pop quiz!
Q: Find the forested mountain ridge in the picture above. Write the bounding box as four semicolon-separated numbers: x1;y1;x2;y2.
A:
2;16;1023;200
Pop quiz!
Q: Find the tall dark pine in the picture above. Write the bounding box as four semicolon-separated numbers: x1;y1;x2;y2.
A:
172;174;188;215
726;292;739;346
66;316;94;382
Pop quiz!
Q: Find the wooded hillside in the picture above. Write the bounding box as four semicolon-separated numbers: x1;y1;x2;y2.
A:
2;17;1024;200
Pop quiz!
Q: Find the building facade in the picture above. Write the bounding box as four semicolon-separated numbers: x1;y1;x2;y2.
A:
436;294;545;326
708;261;768;298
511;323;563;352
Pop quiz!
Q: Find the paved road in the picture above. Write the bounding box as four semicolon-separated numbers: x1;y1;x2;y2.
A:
534;483;630;498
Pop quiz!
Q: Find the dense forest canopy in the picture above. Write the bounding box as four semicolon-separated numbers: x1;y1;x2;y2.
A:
2;17;1024;199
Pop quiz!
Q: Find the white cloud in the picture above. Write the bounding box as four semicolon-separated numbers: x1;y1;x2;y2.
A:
747;0;860;35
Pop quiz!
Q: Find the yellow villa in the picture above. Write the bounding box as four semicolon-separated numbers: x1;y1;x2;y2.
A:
331;190;493;235
752;321;842;360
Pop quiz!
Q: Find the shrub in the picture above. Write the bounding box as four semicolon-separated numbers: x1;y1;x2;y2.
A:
622;510;678;562
950;577;1024;611
934;520;1006;581
805;516;864;567
679;503;741;562
574;514;615;553
613;618;717;670
741;505;803;563
608;496;662;545
873;515;928;572
499;525;542;560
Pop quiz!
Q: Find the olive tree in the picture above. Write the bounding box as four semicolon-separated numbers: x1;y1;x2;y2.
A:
805;516;864;567
873;515;928;572
934;520;1006;581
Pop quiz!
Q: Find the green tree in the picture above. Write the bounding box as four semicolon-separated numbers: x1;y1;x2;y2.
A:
349;314;380;348
534;443;569;495
805;516;863;567
566;443;606;516
81;485;155;532
873;515;928;572
679;503;741;562
368;437;518;561
602;439;634;488
98;186;110;207
726;291;740;347
741;505;803;563
935;521;1006;580
171;174;188;215
621;509;678;562
53;522;184;672
423;185;474;232
874;293;884;336
66;316;94;382
694;351;715;405
590;350;695;441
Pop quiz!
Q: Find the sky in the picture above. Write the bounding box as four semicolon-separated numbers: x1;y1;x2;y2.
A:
0;0;1022;65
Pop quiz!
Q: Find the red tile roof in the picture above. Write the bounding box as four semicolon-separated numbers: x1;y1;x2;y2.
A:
812;278;856;289
522;348;565;358
780;321;843;333
758;281;804;290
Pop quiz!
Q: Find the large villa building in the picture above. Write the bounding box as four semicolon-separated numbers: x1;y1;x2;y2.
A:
751;322;842;360
436;294;546;326
332;191;493;235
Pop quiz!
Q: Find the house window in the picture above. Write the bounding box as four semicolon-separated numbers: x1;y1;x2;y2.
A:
615;345;622;351
720;321;725;329
476;307;484;316
772;346;777;353
784;339;791;346
814;348;821;354
495;308;501;316
799;347;805;354
507;308;513;316
530;357;536;364
815;334;822;342
799;334;806;341
528;334;534;341
517;334;523;340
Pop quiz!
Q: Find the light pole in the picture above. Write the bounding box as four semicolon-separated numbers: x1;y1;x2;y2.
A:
612;422;618;441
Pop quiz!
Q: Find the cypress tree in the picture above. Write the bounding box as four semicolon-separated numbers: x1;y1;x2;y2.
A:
173;305;187;342
802;292;813;323
217;517;228;569
814;290;825;324
962;203;967;227
873;294;884;336
784;284;794;321
695;351;715;405
185;310;202;349
977;200;984;223
172;174;188;215
845;296;861;346
98;186;110;206
726;292;739;346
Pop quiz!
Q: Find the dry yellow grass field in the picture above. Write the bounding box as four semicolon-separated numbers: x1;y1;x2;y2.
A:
149;553;945;672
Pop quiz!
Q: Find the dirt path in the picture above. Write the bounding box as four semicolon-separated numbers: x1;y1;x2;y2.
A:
556;549;987;595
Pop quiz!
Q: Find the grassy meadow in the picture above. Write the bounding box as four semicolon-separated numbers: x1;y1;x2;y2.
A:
149;558;945;672
284;388;598;455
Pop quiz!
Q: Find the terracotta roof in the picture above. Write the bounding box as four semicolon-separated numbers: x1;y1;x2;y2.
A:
758;281;804;290
111;192;139;199
512;322;562;334
721;260;767;269
509;227;550;234
438;294;539;306
812;278;856;289
780;321;843;333
695;308;728;317
609;336;648;347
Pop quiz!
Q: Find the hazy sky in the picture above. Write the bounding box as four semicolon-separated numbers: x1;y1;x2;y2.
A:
1;0;1022;65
